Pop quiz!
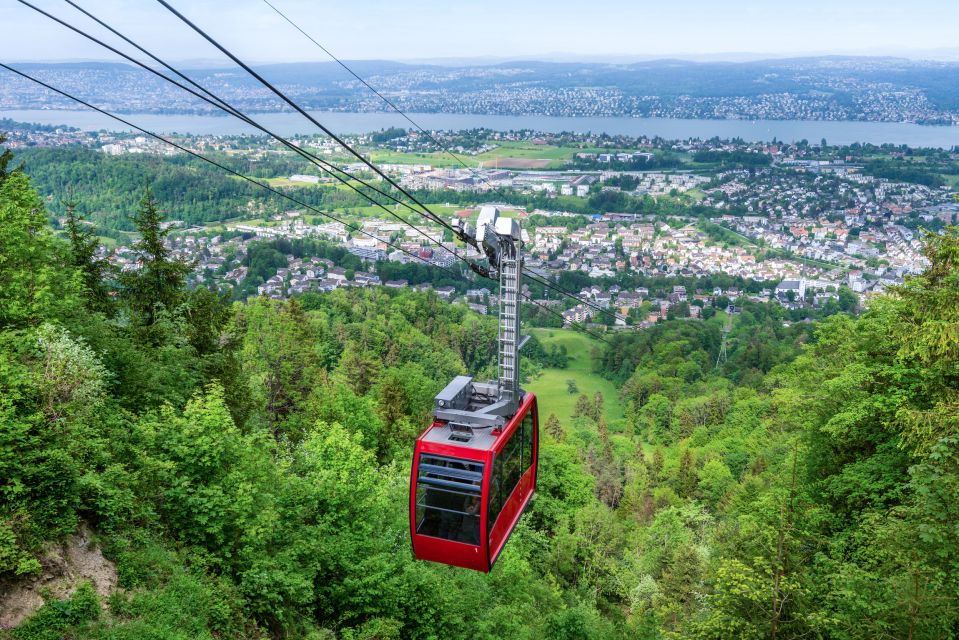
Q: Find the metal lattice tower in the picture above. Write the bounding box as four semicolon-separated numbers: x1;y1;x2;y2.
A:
431;206;529;433
716;335;728;368
716;313;732;368
496;237;522;413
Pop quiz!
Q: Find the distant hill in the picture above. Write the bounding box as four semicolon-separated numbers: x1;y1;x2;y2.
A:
3;57;959;123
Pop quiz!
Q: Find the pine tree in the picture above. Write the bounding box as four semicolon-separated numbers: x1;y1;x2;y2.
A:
635;442;647;466
597;415;613;463
596;462;623;509
64;198;114;315
591;391;605;421
596;415;623;508
545;413;565;441
656;545;704;630
339;340;382;396
0;133;16;186
572;393;592;419
120;186;191;326
677;448;698;498
650;447;664;485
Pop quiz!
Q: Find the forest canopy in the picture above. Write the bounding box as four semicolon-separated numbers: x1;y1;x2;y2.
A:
1;139;958;639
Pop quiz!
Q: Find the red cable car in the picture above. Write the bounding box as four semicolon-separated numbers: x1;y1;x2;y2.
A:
410;384;538;572
410;206;538;572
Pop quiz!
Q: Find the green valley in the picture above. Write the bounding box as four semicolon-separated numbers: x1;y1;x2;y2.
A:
527;328;624;425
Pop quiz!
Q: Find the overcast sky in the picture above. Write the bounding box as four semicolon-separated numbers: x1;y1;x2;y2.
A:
4;0;959;64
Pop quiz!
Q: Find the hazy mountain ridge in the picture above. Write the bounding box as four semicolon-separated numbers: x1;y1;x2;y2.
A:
3;57;959;122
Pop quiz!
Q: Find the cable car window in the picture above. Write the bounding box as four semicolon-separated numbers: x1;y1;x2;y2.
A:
522;410;534;472
487;420;525;535
415;455;484;545
487;456;503;537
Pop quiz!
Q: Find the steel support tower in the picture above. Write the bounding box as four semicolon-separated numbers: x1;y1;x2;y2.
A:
431;206;529;432
496;235;521;413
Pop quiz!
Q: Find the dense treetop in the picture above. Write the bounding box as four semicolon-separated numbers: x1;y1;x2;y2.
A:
1;140;958;639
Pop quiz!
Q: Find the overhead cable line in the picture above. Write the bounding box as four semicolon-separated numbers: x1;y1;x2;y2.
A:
154;0;626;324
19;0;473;269
38;0;622;326
0;62;458;280
522;271;628;324
256;0;627;324
260;0;499;191
0;62;613;345
155;0;459;234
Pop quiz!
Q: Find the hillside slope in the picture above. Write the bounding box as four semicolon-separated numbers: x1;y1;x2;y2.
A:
2;144;958;638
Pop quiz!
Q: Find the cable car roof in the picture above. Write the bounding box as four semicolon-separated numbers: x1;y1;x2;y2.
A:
422;422;499;451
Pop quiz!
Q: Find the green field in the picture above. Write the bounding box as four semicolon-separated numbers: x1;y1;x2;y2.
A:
364;141;631;171
263;176;329;188
526;328;624;427
474;141;575;169
366;149;468;168
347;202;463;219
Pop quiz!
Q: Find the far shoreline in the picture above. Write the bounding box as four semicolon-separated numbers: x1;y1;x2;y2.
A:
4;109;959;147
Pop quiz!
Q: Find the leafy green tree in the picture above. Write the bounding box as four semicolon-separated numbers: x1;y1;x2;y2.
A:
0;171;79;330
837;285;858;313
641;393;673;443
0;133;16;185
528;441;594;534
698;459;734;507
34;323;108;423
692;559;768;639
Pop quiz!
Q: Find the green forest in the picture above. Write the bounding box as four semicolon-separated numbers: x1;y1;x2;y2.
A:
12;147;399;231
12;147;737;234
2;137;959;639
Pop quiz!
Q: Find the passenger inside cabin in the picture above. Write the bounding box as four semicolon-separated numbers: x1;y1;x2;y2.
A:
461;495;481;545
434;490;462;540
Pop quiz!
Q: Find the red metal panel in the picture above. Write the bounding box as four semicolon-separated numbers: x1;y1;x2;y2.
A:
410;529;490;572
418;437;489;461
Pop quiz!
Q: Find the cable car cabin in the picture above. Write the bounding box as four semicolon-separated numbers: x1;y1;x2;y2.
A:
410;388;538;572
411;206;535;571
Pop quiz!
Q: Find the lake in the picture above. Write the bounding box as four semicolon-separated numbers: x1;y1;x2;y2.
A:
4;108;959;147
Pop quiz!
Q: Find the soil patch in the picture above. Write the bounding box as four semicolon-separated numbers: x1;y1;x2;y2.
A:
0;524;117;629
